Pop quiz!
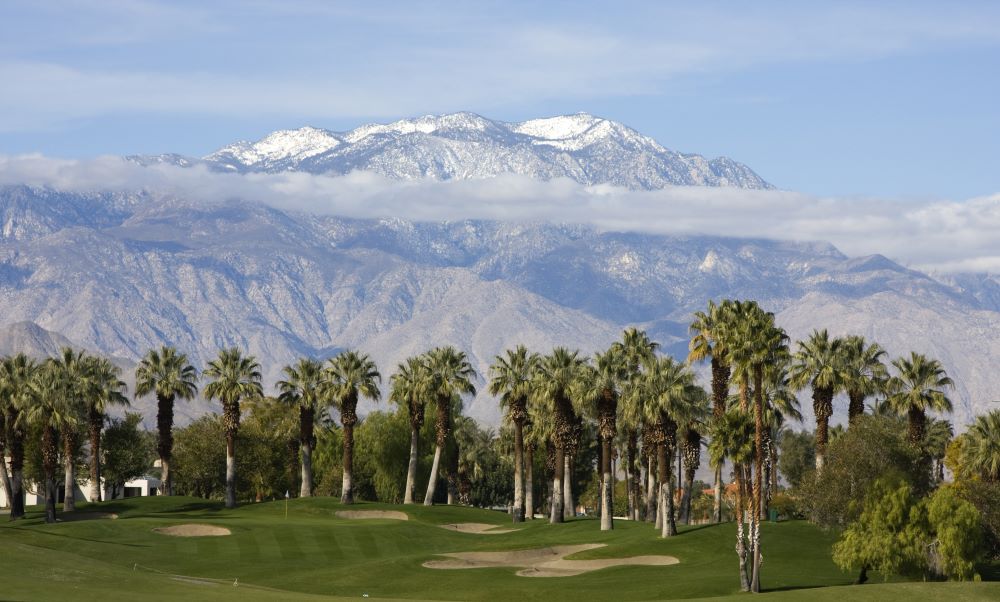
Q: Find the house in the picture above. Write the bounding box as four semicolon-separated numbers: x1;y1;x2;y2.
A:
0;457;160;508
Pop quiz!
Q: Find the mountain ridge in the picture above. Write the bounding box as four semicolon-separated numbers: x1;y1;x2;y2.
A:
129;112;774;191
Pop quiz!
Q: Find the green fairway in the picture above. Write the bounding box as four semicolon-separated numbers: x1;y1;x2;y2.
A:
0;497;996;601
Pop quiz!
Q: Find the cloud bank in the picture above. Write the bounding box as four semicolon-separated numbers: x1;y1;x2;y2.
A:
1;154;998;273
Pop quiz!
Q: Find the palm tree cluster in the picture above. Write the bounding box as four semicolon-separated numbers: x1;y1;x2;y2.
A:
0;350;127;523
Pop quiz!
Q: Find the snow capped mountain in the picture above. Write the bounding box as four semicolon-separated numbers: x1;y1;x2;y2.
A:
1;186;996;428
136;112;774;190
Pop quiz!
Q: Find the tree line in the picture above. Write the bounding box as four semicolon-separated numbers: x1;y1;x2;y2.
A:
1;297;998;590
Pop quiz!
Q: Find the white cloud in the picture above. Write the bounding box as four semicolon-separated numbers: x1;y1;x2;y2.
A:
2;154;998;273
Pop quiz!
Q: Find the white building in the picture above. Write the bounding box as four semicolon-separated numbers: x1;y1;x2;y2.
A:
0;459;160;508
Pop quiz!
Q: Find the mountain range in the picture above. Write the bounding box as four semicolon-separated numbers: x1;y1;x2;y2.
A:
2;112;996;429
130;112;773;190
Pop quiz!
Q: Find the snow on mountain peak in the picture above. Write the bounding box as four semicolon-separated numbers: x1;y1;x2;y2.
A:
512;113;603;140
207;126;341;166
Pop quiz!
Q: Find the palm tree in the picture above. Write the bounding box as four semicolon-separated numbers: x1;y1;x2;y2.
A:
453;415;494;505
532;347;586;523
964;410;1000;480
389;355;430;505
325;350;381;505
678;393;710;524
575;347;627;530
709;407;755;591
20;360;77;523
422;347;475;506
489;345;540;523
840;335;887;426
135;346;198;496
636;356;699;538
54;347;88;512
789;329;844;470
612;328;658;521
886;352;954;446
277;358;325;497
923;417;953;484
203;347;263;509
689;299;735;523
83;357;129;502
0;354;35;519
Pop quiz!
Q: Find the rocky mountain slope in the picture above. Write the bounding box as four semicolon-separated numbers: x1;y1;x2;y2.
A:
130;112;773;190
1;185;996;428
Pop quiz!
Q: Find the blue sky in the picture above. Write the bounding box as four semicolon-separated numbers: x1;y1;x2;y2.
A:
1;0;999;198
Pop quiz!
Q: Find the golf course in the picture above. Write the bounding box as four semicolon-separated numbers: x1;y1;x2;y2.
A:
1;496;997;601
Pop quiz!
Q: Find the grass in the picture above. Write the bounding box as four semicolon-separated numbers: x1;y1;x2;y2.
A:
0;497;996;601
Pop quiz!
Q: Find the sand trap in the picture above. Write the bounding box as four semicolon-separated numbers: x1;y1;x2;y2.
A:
335;510;408;521
58;512;118;522
438;522;518;534
153;524;231;537
424;543;679;577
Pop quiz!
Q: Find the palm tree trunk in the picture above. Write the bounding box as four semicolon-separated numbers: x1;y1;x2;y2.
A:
9;417;25;518
646;455;657;524
813;387;833;470
513;420;525;522
750;366;765;593
341;422;355;504
563;453;574;520
550;446;564;524
735;465;750;591
225;434;237;509
156;393;175;496
424;443;442;506
43;423;58;523
88;406;103;502
600;434;613;530
299;405;314;497
847;391;865;426
525;446;534;520
0;454;11;510
404;424;419;504
713;464;723;523
62;429;76;512
659;442;676;537
300;439;313;498
626;432;638;520
907;407;925;446
681;466;695;524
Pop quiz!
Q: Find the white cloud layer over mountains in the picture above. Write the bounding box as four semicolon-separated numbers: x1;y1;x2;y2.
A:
2;154;998;274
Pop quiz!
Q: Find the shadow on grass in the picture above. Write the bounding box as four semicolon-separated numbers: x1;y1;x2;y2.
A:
976;561;1000;581
5;525;151;547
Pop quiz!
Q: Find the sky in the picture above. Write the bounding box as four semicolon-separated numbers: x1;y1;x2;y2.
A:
2;0;999;199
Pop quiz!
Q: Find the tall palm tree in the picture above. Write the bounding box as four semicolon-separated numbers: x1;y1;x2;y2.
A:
524;396;554;520
612;327;658;521
83;357;129;502
203;347;263;509
489;345;540;523
575;347;627;530
277;358;325;497
636;356;699;538
389;355;430;505
789;329;844;470
965;410;1000;480
422;347;475;506
0;354;35;519
923;417;953;484
886;352;954;446
54;347;88;512
135;346;198;496
709;407;755;591
20;360;77;523
678;392;710;524
532;347;586;523
689;299;735;523
840;335;887;426
325;351;381;505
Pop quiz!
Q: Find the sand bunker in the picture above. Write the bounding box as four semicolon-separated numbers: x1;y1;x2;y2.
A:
153;524;231;537
335;510;408;521
424;543;679;577
438;522;518;534
59;512;118;522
